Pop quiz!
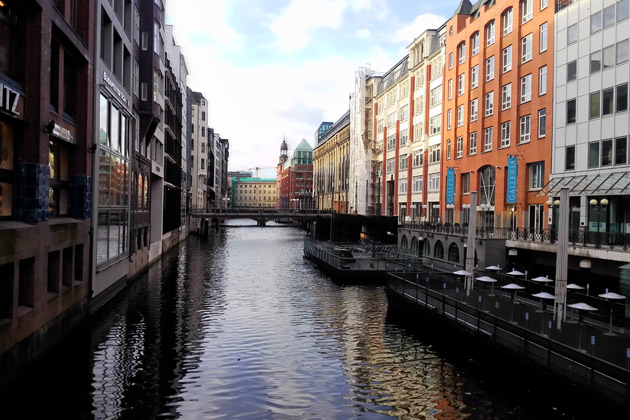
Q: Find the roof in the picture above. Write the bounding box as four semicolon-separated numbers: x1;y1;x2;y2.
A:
316;110;350;147
377;55;409;95
538;171;630;197
453;0;473;16
293;138;313;152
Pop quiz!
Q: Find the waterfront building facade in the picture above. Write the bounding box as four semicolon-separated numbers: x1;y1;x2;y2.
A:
441;0;554;230
0;0;94;383
277;139;313;210
190;91;209;210
232;178;277;209
313;111;350;213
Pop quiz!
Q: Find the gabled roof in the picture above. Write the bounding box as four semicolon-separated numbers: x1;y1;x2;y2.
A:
294;138;313;152
453;0;473;16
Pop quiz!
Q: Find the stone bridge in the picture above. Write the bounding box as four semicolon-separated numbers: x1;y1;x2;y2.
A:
190;208;331;227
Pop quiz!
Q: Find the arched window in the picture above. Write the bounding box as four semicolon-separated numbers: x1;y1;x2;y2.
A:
448;243;460;263
502;7;513;36
434;240;445;259
470;31;480;56
423;239;431;256
401;235;408;249
411;237;419;254
479;165;496;206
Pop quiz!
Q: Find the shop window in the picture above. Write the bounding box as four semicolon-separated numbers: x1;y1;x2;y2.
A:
49;140;70;216
0;122;14;217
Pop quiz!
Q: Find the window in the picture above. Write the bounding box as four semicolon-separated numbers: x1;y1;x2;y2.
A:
471;65;479;88
449;52;453;69
591;50;602;73
401;105;409;121
503;8;513;35
591;11;602;34
588;142;600;168
448;79;453;99
538;109;546;138
528;162;544;189
522;0;533;23
153;21;160;54
486;56;495;81
399;154;408;170
201;126;206;137
603;45;615;70
567;60;577;81
519;115;531;143
387;134;396;150
447;109;452;130
538;23;548;54
601;139;613;166
457;105;464;127
429;116;441;135
484;127;493;152
604;5;616;28
617;39;629;64
446;139;451;159
471;32;480;56
603;88;614;116
386;158;395;173
502;83;512;110
469;132;478;154
430;87;442;107
457;74;465;96
470;98;478;121
566;146;575;170
567;99;576;123
412;175;423;193
486;21;495;46
429;145;441;163
541;0;548;10
619;0;630;22
503;45;512;73
520;74;532;103
521;33;532;63
539;66;547;95
617;83;628;112
429;174;440;192
590;92;601;119
567;24;577;44
413;150;424;167
485;91;494;116
615;137;627;165
458;42;466;64
48;140;71;216
462;173;470;194
133;60;139;97
501;121;511;147
456;136;463;158
400;129;408;146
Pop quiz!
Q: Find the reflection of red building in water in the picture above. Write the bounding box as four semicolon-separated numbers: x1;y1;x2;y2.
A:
276;138;314;210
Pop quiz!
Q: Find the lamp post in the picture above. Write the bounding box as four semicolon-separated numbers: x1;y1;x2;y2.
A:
546;198;560;241
478;203;490;233
589;198;609;247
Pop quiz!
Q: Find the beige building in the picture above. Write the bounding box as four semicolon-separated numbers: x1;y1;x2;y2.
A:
313;111;351;213
232;178;277;208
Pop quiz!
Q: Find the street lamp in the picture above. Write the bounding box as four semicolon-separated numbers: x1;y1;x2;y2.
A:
589;198;609;246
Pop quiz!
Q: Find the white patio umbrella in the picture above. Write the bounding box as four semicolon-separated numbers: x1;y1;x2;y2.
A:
501;283;525;303
485;265;502;271
453;270;472;276
476;276;498;295
566;283;585;290
568;302;598;350
598;292;626;335
532;292;555;313
531;276;553;283
507;269;526;276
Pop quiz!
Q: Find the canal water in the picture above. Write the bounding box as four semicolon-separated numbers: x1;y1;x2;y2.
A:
1;222;618;419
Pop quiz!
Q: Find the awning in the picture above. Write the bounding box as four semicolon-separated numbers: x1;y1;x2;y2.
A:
537;171;630;197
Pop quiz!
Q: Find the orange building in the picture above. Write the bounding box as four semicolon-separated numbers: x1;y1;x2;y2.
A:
441;0;554;231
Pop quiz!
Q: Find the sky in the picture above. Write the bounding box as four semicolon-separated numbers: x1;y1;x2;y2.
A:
166;0;459;177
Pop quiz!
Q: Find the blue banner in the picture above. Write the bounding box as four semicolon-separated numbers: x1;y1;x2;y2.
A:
446;168;455;205
506;157;518;204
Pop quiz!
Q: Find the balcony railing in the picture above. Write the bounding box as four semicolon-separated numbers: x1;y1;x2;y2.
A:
401;222;630;251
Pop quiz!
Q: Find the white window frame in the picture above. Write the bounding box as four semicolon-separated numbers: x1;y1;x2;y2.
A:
540;22;548;52
469;132;478;155
541;0;548;10
470;99;478;122
484;127;493;152
519;114;531;143
501;121;511;147
471;65;479;89
521;33;533;63
448;79;453;100
539;66;547;95
458;42;466;64
457;105;464;127
522;0;533;24
485;91;494;117
520;74;532;103
538;108;546;138
456;136;463;158
503;8;513;35
486;56;495;81
447;109;452;130
502;83;512;110
458;74;465;96
503;45;512;73
472;32;480;56
486;21;495;46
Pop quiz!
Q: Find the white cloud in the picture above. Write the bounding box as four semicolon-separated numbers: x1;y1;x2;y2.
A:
267;0;346;53
355;28;371;39
393;13;446;43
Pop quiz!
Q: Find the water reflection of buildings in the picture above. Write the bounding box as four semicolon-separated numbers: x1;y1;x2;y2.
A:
321;286;466;419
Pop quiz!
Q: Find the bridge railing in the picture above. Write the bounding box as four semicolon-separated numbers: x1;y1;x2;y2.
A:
189;207;332;216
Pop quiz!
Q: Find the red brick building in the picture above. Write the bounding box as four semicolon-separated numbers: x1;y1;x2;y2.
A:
442;0;554;231
276;138;313;210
